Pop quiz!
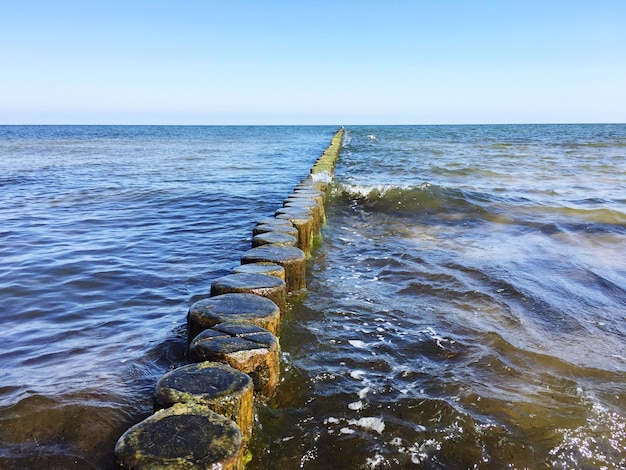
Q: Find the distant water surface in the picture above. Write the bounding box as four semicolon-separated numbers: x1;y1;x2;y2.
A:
248;124;626;469
0;125;336;468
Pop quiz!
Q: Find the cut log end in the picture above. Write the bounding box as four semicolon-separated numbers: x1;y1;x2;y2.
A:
115;403;243;470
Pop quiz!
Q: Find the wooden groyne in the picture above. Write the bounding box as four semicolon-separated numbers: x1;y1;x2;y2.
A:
115;127;344;469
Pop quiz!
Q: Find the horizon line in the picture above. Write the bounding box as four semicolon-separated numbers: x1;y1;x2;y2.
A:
2;122;625;127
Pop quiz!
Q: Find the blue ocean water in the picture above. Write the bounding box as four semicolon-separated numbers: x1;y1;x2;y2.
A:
248;125;626;469
1;124;625;469
0;125;337;468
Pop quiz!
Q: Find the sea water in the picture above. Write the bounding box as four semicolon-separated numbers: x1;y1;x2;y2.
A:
1;125;625;469
248;125;626;469
0;125;336;468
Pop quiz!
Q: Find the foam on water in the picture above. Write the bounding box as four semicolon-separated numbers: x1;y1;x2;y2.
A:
248;124;626;469
549;401;626;468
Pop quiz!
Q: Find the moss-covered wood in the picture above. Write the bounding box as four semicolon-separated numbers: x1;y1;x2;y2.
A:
282;199;324;232
187;293;281;340
252;231;298;248
254;217;295;228
274;211;315;253
210;273;286;315
154;362;254;444
115;403;243;470
231;262;285;282
240;245;306;292
188;322;279;397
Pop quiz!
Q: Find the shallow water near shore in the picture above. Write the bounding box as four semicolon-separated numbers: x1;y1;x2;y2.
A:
1;124;625;469
0;125;335;468
247;125;626;469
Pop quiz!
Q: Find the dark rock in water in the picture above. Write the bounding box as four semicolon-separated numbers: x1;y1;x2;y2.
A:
115;403;243;470
540;222;561;234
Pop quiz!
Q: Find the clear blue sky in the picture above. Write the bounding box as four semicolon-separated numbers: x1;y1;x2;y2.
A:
1;0;625;125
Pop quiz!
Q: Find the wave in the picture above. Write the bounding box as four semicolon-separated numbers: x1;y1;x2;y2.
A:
328;182;487;217
328;182;626;233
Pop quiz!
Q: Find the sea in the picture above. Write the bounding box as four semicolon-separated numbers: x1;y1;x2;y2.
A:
1;124;625;469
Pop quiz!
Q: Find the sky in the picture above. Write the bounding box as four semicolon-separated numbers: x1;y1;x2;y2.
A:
1;0;625;125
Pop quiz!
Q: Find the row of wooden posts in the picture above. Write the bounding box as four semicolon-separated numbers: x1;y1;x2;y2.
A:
114;128;345;469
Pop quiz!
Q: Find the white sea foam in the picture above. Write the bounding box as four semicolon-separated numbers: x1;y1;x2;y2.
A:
549;402;626;468
407;439;442;465
311;171;332;183
350;370;366;380
422;326;455;349
341;182;430;200
349;417;385;434
365;454;386;468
